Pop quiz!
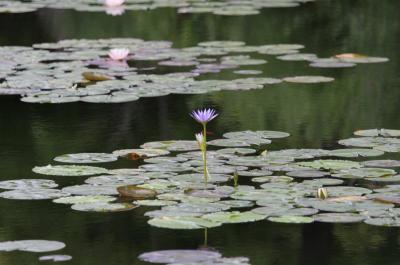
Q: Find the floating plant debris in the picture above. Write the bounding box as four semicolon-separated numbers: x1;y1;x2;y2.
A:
0;39;387;104
0;240;65;253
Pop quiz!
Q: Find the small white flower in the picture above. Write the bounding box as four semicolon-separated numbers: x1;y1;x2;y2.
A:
195;132;204;148
108;48;130;61
104;0;125;7
317;187;328;200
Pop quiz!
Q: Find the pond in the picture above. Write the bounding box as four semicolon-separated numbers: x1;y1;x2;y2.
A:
0;0;400;264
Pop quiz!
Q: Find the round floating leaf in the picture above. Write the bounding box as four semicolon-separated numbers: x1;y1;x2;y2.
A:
354;129;400;137
162;202;230;213
314;213;365;223
268;215;314;224
148;216;222;229
33;165;108;176
62;184;118;196
53;195;115;204
296;160;362;170
252;176;293;183
71;202;137;212
364;217;400;227
0;240;65;253
54;153;118;163
329;148;384;158
39;255;72;262
112;148;170;158
138;249;222;263
0;179;58;190
219;200;254;208
366;175;400;183
283;76;334;83
133;200;178;206
202;211;266;224
286;170;328;179
85;175;147;186
325;186;372;197
0;189;70;200
362;160;400;168
338;137;400;148
332;168;396;179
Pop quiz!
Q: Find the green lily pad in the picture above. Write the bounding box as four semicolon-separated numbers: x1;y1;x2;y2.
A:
0;240;65;253
332;168;396;179
53;195;115;204
39;255;72;262
133;200;178;206
313;213;365;223
0;179;58;190
33;165;108;176
148;216;222;229
354;129;400;137
54;153;118;163
138;249;222;263
329;148;384;158
71;202;137;212
362;160;400;168
202;211;266;224
112;148;170;158
296;160;362;171
283;76;334;83
268;215;314;224
0;189;70;200
62;184;118;196
364;217;400;227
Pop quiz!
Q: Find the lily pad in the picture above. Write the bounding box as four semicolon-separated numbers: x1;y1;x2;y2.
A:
268;215;314;223
362;160;400;168
39;255;72;262
0;240;65;253
0;179;58;190
202;211;266;224
148;216;222;229
33;165;108;176
54;153;118;163
71;202;137;212
283;76;334;83
53;195;115;204
138;249;222;263
0;189;70;200
296;160;362;170
313;213;365;223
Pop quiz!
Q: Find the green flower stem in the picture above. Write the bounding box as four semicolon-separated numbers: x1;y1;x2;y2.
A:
204;228;208;246
202;123;208;186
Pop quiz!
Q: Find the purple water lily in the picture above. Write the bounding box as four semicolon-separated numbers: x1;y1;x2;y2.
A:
190;108;218;124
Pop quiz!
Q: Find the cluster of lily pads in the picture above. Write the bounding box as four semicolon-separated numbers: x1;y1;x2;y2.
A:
0;0;314;15
0;38;388;104
1;128;400;228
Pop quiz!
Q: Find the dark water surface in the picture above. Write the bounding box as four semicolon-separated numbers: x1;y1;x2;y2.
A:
1;0;400;264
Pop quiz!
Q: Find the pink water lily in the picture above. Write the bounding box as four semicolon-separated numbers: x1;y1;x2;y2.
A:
104;0;125;7
106;6;125;16
108;48;130;61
